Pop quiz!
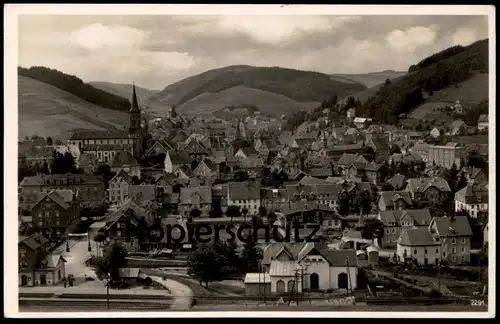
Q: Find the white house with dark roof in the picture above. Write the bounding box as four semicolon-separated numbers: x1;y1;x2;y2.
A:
262;242;358;293
397;215;473;265
227;181;261;216
377;209;432;249
108;170;133;205
477;114;488;131
458;167;488;186
454;183;489;218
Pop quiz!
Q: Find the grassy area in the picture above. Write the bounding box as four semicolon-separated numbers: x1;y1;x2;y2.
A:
147;65;366;115
18;76;129;139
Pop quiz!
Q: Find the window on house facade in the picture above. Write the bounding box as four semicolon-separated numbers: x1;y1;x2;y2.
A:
414;249;417;255
461;237;466;244
392;229;396;234
452;248;456;253
443;252;447;257
20;249;26;257
424;249;427;254
451;238;456;244
461;247;465;253
116;231;121;237
20;261;28;269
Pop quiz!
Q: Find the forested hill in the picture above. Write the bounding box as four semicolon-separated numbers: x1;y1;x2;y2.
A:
18;66;131;112
360;38;489;124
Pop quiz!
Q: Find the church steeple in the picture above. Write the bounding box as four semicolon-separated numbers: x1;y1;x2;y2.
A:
130;82;140;113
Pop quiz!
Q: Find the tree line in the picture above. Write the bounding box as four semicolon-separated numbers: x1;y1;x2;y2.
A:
359;39;488;124
19;66;131;111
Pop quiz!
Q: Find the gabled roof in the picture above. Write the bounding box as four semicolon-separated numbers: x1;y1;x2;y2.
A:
110;151;140;168
237;146;259;158
166;150;191;165
387;174;407;189
180;186;212;205
32;190;72;210
432;216;473;237
398;227;438;246
406;177;451;193
378;191;413;209
109;169;133;184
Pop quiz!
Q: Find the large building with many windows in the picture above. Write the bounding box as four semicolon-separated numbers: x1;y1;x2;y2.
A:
67;84;146;162
428;142;466;169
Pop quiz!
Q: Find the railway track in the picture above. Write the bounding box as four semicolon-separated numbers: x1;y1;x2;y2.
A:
19;298;171;311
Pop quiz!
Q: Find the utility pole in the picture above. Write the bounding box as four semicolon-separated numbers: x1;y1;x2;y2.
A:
87;230;92;252
346;256;351;297
107;273;110;310
66;231;70;252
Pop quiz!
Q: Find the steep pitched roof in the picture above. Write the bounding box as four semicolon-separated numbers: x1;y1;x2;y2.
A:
432;216;473;237
378;191;413;209
180;186;212;205
387;174;407;189
398;227;438;246
455;183;489;204
32;190;71;210
110;151;140;168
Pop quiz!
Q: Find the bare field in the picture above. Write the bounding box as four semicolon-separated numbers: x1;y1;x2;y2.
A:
18;76;130;139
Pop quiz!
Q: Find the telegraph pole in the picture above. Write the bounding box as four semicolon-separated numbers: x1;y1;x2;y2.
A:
346;256;352;297
66;231;70;252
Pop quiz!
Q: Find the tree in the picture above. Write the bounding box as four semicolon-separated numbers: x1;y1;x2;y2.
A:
93;164;116;189
240;239;262;273
224;240;240;274
337;192;351;216
456;173;468;192
187;244;226;288
209;205;223;218
234;170;249;182
226;205;241;220
46;137;53;146
189;208;202;219
258;206;267;218
50;151;78;174
363;146;375;162
390;144;401;155
241;207;249;219
93;242;127;282
93;230;108;243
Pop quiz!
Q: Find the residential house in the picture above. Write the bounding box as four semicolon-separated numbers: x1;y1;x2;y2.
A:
409;142;430;163
105;199;153;244
193;159;218;182
377;191;414;211
227;181;261;216
397;215;472;265
262;243;358;293
428;143;466;169
477;114;488;131
235;146;259;160
389;152;423;165
146;139;175;156
110;151;141;180
346;108;356;119
180;186;212;217
78;153;99;175
108;170;133;205
184;140;210;161
454;183;489;218
128;185;157;204
458;167;488;186
19;234;66;286
175;165;193;180
450;120;467;136
365;137;390;156
377;209;432;249
386;174;407;191
281;204;340;233
164;150;191;173
337;154;368;176
241;156;265;179
405;177;452;206
353;117;372;129
30;189;80;239
451;99;464;114
19;174;105;208
20;146;55;169
286;183;343;211
364;162;388;186
320;143;365;160
260;188;289;212
430;128;441;138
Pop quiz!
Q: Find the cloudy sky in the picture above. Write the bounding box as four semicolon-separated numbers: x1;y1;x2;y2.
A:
18;13;489;90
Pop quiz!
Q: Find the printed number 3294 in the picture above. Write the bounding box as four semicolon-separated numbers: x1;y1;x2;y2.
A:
471;300;485;306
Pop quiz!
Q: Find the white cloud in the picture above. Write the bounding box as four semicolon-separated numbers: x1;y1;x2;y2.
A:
451;27;479;45
69;23;150;50
385;25;438;53
180;15;360;45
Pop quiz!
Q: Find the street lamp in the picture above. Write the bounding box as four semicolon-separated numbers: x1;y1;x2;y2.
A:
106;272;110;310
66;231;70;252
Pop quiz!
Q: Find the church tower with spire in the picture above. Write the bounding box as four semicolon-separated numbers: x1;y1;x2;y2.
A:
129;82;142;137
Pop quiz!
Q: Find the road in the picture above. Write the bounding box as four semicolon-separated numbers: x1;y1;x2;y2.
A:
19;299;171;312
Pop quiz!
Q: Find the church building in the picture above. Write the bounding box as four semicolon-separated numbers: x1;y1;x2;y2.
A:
68;84;146;163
